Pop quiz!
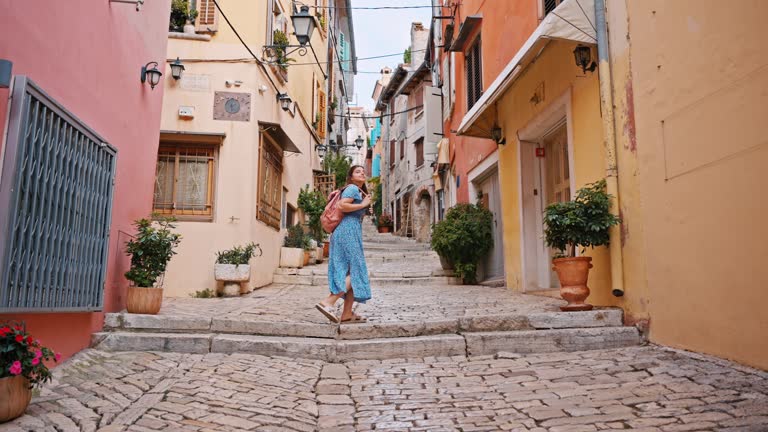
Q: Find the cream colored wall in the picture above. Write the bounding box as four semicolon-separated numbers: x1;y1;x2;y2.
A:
496;42;615;305
625;0;768;369
159;0;321;297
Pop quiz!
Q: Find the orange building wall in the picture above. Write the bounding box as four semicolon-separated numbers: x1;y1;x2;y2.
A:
442;0;540;202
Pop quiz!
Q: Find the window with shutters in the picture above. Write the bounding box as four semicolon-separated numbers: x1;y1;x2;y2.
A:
542;0;564;17
389;140;396;169
154;144;217;220
415;138;424;168
267;0;288;45
315;0;328;36
257;133;284;230
316;81;327;139
465;36;483;110
400;140;405;160
193;0;218;33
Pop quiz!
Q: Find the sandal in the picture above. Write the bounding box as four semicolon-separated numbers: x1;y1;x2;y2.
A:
315;303;339;323
340;314;367;324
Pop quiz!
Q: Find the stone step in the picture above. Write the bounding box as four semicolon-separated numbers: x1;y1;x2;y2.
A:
92;325;641;361
103;309;626;340
363;243;431;251
273;267;452;278
271;273;461;286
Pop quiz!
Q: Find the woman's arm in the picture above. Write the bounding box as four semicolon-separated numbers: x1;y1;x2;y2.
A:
338;197;370;213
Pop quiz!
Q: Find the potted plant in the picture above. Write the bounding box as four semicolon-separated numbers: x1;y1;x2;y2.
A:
0;322;60;422
303;234;314;266
124;217;182;314
214;242;262;296
377;212;394;233
430;204;494;284
543;179;621;311
280;223;307;268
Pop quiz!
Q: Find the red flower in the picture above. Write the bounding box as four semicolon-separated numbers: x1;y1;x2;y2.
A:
15;334;24;343
26;336;33;344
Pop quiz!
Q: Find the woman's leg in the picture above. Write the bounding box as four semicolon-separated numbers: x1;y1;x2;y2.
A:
339;280;355;321
321;275;352;308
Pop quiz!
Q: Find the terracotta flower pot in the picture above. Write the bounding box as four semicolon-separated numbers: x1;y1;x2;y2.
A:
303;251;310;266
552;256;594;311
322;241;330;258
377;226;391;233
126;286;163;314
0;376;31;423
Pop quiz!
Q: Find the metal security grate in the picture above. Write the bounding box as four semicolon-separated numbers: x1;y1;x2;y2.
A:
465;36;483;110
0;77;117;312
544;0;564;16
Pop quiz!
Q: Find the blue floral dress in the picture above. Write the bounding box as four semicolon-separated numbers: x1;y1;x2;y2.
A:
327;185;371;303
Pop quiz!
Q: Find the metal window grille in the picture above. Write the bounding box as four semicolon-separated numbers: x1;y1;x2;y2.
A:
465;37;483;110
153;144;215;220
0;77;117;312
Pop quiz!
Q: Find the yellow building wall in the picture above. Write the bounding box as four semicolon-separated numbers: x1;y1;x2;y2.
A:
158;0;325;297
496;41;650;320
623;0;768;369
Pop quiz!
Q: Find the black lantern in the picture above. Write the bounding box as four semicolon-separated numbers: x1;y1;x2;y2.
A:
491;125;505;145
315;143;328;159
573;45;596;74
141;61;163;89
277;93;292;111
170;57;185;80
291;5;316;46
355;135;364;149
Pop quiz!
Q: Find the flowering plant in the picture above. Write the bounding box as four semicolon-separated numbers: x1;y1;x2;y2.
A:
0;322;60;388
377;212;393;227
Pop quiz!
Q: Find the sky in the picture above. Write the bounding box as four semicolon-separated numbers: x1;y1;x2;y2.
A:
349;0;433;112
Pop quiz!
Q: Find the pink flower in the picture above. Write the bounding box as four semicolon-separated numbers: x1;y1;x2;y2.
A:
55;352;62;361
9;361;22;375
31;357;40;366
34;350;42;359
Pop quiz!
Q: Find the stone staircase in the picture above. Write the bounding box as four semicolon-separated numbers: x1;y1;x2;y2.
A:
92;216;643;360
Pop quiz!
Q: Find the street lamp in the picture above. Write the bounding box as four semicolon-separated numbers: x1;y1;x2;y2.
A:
276;93;292;111
291;5;316;46
355;135;364;150
315;144;328;159
169;57;185;80
140;61;163;89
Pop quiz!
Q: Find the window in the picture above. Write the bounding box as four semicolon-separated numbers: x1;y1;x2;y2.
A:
193;0;218;32
267;0;288;44
400;140;405;160
465;36;483;110
436;189;445;221
389;139;396;169
543;0;564;16
316;81;327;138
415;138;424;168
154;144;216;220
257;132;284;229
315;0;328;35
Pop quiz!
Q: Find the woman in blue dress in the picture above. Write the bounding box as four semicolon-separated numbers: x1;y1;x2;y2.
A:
315;165;372;324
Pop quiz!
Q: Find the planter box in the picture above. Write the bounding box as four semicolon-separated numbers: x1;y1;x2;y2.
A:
214;263;251;297
280;247;304;268
316;247;324;263
214;264;250;282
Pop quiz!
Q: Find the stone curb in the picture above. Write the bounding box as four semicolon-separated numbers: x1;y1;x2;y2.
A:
465;326;643;356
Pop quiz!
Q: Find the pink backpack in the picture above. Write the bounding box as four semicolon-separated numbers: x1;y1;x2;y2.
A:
320;186;349;234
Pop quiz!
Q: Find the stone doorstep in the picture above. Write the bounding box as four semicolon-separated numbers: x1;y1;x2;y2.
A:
102;309;625;340
91;327;641;360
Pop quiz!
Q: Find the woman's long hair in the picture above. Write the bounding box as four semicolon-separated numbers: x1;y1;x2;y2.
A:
345;165;369;195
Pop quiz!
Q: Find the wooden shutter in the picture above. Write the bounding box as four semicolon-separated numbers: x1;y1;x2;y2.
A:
390;140;396;168
318;88;327;138
465;37;483;109
195;0;218;32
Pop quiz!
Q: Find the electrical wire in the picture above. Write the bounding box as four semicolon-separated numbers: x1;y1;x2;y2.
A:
262;49;427;67
331;105;423;119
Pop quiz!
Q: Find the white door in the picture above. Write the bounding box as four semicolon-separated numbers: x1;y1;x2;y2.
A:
480;171;505;280
541;124;571;286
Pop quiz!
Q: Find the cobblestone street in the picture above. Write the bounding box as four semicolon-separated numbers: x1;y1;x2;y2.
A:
3;346;767;432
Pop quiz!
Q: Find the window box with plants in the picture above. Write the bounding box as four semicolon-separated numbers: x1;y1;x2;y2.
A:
169;0;198;33
543;179;621;312
0;322;60;422
377;212;394;233
430;204;494;284
214;242;262;296
124;217;182;314
280;223;308;268
271;30;293;81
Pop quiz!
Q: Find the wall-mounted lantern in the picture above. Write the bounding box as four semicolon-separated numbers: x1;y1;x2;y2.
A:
573;45;597;74
276;93;292;111
291;5;317;46
140;62;163;89
169;58;185;80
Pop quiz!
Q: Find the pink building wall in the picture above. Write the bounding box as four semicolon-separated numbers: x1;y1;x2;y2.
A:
0;0;171;361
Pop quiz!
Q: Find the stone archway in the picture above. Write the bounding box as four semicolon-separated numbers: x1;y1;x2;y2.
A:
413;186;433;243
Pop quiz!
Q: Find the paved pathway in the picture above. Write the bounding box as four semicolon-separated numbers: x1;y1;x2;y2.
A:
3;346;767;431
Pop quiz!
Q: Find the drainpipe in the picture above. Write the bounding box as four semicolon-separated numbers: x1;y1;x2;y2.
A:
595;0;625;297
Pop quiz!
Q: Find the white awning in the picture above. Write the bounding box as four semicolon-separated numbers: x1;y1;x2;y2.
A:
457;0;596;138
